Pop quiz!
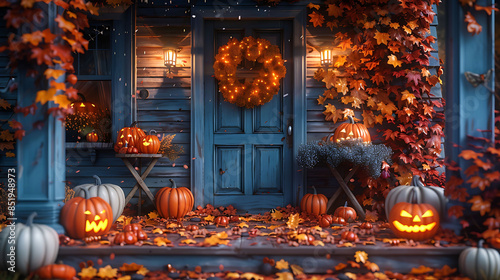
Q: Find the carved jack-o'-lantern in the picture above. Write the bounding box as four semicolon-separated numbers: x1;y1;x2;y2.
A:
388;201;439;241
327;116;371;144
60;187;113;239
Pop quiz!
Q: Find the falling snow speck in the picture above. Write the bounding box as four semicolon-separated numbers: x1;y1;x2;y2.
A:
192;14;196;18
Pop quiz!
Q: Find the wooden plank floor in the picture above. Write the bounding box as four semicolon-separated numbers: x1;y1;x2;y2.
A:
57;217;468;274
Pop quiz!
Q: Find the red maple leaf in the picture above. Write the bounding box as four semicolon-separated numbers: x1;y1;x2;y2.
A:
466;176;490;191
309;11;324;27
475;5;499;16
406;71;421;86
448;205;465;218
464;12;482;35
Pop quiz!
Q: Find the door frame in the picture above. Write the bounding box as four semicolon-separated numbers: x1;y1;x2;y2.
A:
191;6;307;208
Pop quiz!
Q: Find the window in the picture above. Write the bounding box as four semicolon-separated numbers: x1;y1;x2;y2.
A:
66;23;113;143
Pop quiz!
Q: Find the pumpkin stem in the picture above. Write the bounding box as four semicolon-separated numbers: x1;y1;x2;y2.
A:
81;186;91;199
130;121;139;127
149;129;157;136
77;92;86;101
346;115;354;124
169;178;177;188
344;201;348;207
478;239;484;248
26;212;37;226
93;175;102;186
311;186;318;195
412;175;425;187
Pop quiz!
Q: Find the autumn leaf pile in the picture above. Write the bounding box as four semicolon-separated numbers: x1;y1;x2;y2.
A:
307;1;445;199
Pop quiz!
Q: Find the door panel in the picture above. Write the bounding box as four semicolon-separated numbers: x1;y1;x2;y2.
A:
204;20;293;212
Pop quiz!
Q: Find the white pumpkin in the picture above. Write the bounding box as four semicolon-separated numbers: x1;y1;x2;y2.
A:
0;212;59;275
385;175;447;219
73;175;125;223
459;240;500;280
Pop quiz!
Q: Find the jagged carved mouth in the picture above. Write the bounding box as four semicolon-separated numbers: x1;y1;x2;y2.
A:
393;221;436;233
86;219;108;233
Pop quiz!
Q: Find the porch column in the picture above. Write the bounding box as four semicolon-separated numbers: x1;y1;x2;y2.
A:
15;3;65;232
444;1;495;229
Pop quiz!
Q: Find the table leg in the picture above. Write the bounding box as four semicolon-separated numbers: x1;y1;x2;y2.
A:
122;158;159;206
328;165;365;219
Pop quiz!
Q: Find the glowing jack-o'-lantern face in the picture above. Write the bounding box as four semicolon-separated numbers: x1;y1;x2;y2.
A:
60;188;113;239
388;202;439;241
84;209;109;233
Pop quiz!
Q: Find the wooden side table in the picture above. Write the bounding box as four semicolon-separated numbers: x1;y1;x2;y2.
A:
326;164;366;220
116;154;163;215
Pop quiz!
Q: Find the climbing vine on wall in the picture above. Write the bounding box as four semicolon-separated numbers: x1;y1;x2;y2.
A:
307;0;445;210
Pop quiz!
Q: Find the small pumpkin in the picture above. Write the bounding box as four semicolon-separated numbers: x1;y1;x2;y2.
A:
0;212;59;275
215;216;230;227
388;201;439;241
60;187;113;239
135;229;148;241
328;115;371;144
300;186;328;215
334;202;357;222
73;175;125;223
114;231;138;245
385;175;447;220
139;129;161;154
360;222;373;230
117;121;146;148
86;131;98;142
341;230;358;242
155;179;194;220
459;240;500;280
332;216;346;225
124;223;142;232
186;224;199;231
127;145;139;154
319;214;333;228
36;263;76;280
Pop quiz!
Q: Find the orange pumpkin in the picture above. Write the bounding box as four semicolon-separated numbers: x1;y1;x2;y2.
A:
319;214;333;227
332;216;346;225
60;187;113;239
139;130;160;154
360;222;373;230
341;230;358;242
117;121;146;148
86;131;98;142
328;116;371;144
114;231;138;245
215;216;230;227
186;224;199;231
155;179;194;220
334;202;357;222
36;263;76;280
70;94;98;115
388;201;439;241
300;186;328;215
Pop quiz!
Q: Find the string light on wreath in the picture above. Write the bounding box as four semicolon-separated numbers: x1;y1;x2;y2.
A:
213;36;286;108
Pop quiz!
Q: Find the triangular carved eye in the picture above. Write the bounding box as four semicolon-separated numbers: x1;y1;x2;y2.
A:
422;210;433;217
84;210;92;215
100;210;106;214
400;210;412;218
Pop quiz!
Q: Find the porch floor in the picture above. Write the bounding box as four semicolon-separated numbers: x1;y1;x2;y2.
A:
57;207;470;278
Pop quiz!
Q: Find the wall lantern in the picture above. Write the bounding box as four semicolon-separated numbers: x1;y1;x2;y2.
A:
320;49;333;67
163;48;177;69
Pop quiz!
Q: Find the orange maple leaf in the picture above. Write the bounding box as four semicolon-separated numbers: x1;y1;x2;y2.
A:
486;147;500;156
275;259;289;270
466;176;490;191
119;263;143;272
365;209;378;222
307;3;320;10
36;88;57;105
448;205;465;218
44;68;66;80
434;265;456;278
468;195;491;216
364;21;376;29
374;31;390;45
0;98;10;109
459;150;482;160
459;0;475;7
335;78;349;94
55;15;76;32
464;12;482;35
78;266;97;279
334;263;347;271
387;54;402;67
354;251;368;264
401;90;416;104
364;261;380;272
475;5;499;16
377;101;397;116
334;55;347;67
86;2;100;15
474;158;493;170
0;130;14;141
21;30;44;46
410;265;433;275
309;11;324;27
97;265;117;279
53;94;72;108
338;38;352;51
326;4;343;17
485;171;500;182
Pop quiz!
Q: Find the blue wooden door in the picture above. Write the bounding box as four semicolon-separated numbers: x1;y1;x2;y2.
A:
204;20;294;212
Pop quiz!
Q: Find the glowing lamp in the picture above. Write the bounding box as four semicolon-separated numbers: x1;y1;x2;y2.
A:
163;48;177;68
320;49;333;67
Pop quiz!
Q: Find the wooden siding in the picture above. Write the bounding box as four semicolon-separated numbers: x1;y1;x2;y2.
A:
133;0;192;207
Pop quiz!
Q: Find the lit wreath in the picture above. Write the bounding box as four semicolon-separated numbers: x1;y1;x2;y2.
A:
213;36;287;108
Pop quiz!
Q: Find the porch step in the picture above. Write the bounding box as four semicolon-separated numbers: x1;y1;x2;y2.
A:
57;244;467;274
